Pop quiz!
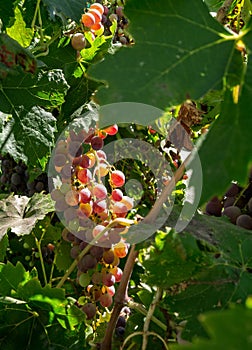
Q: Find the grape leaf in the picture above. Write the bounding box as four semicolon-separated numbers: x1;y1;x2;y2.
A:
0;193;55;239
0;235;8;262
55;239;73;272
160;211;252;340
172;306;252;349
6;7;33;47
0;261;30;296
42;0;88;22
90;0;236;110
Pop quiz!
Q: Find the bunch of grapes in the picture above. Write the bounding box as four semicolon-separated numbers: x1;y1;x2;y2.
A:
0;154;48;195
205;170;252;230
50;123;135;317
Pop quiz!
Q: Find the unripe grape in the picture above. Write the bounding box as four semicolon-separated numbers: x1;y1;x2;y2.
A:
78;201;93;217
95;163;109;177
92;271;103;284
110;170;125;187
109;13;118;22
79;272;90;287
71;33;86;51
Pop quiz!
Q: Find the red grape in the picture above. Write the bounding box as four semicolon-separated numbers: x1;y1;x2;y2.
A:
79;187;91;204
93;183;107;199
111;189;123;201
103;124;118;135
99;293;113;307
71;33;86;51
110;170;125;187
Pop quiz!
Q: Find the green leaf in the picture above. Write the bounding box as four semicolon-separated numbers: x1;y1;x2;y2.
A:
162;210;252;340
197;48;252;204
0;235;9;262
0;193;55;239
142;231;209;288
0;261;30;296
6;7;33;47
172;305;252;349
90;0;235;109
55;239;73;272
42;0;88;22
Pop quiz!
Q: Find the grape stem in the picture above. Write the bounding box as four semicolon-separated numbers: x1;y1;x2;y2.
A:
142;287;163;350
100;157;189;349
100;244;138;350
33;231;47;286
56;218;134;289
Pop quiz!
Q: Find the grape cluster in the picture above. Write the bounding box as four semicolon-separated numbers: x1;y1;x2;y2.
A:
205;171;252;230
50;124;135;316
115;306;130;338
82;2;105;35
0;154;48;195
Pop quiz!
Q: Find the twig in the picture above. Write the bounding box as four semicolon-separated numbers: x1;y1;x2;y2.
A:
216;0;233;23
121;331;169;350
142;287;163;350
100;245;138;350
128;300;167;331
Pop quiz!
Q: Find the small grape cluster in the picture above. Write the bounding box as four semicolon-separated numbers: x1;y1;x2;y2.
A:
0;154;48;195
205;170;252;230
115;306;130;338
51;124;135;316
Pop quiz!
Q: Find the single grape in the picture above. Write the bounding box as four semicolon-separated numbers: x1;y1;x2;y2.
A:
79;154;92;168
223;196;236;208
225;183;240;197
92;224;106;238
35;181;44;192
96;150;107;160
90;2;104;14
99;293;113;307
89;285;103;301
111;189;123;201
62;228;75;242
95;163;109;177
110;170;125;187
77;168;92;184
11;173;21;186
65;190;79;206
79;272;90;287
109;13;118;22
54;153;67;167
64;207;78;222
222;206;241;224
114;241;128;258
79;187;92;204
81;303;96;320
91;136;104;150
205;196;222;217
116;315;126;328
82;12;96;27
90;245;104;260
93;199;107;214
78;254;97;272
248;197;252;214
116;6;124;17
92;271;103;284
119;36;127;45
70;245;80;259
121;196;134;210
89;9;102;23
111;266;123;282
103;124;118;136
78;201;93;218
93;183;107;199
111;202;128;218
236;214;252;230
115;327;125;337
103;249;115;264
61;163;73;179
71;33;86;51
